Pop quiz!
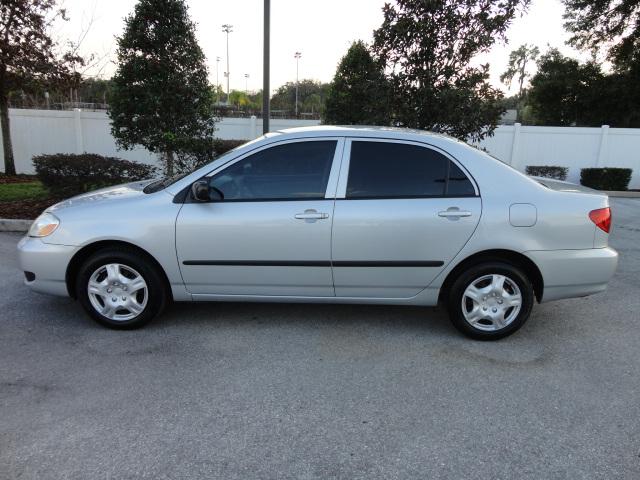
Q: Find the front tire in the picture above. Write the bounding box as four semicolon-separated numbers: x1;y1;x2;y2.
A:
76;248;168;329
447;262;534;340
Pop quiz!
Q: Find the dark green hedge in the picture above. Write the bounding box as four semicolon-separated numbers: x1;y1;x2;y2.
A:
215;139;247;155
525;165;568;181
33;153;157;197
580;168;632;191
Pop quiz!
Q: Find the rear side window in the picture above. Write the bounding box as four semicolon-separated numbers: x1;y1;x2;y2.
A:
210;140;337;201
346;141;475;198
447;161;476;196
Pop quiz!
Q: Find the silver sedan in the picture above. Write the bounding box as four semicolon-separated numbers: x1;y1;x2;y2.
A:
18;126;618;339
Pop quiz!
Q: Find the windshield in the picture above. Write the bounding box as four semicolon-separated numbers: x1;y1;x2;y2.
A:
143;171;190;193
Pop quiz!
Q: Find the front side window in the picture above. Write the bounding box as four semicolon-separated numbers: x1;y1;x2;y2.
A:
210;140;337;201
346;141;475;199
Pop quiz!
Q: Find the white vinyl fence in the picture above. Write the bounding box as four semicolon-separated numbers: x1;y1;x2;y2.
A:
0;109;321;174
475;124;640;188
2;109;640;189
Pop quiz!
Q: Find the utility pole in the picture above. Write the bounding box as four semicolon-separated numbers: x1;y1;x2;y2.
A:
216;56;221;104
263;0;270;133
294;51;302;117
244;74;249;96
222;24;233;105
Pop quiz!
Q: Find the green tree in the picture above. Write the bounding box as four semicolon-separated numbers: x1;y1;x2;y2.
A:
0;0;82;175
500;44;540;97
527;49;606;126
372;0;529;142
562;1;640;127
563;0;640;68
323;41;390;125
303;93;323;115
109;0;216;176
270;80;329;115
77;78;113;105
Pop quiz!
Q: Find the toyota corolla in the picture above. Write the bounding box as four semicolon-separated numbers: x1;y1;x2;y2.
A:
18;126;618;339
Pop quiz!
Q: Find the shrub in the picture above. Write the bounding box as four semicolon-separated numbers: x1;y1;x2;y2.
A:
525;166;568;181
580;168;632;191
33;153;158;197
215;139;247;156
174;139;248;174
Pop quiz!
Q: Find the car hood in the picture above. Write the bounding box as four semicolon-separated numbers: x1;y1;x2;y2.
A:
47;180;157;212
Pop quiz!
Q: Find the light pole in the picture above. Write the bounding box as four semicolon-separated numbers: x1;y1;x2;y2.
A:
294;51;302;117
215;56;221;104
222;24;233;105
263;0;270;133
244;74;249;96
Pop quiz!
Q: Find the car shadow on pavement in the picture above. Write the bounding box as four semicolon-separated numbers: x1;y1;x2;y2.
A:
158;300;451;333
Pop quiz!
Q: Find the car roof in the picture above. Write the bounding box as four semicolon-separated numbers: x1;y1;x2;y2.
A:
274;125;466;147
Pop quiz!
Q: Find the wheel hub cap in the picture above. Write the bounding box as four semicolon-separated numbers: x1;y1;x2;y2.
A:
461;274;522;331
88;263;148;321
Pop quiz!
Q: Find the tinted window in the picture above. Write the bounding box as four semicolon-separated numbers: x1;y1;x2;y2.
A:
447;161;476;196
346;141;474;198
210;141;337;200
347;142;447;198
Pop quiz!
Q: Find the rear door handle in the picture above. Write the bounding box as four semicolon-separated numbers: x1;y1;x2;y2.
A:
438;209;472;218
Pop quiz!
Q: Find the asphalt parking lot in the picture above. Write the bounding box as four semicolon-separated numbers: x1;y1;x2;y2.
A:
1;198;639;480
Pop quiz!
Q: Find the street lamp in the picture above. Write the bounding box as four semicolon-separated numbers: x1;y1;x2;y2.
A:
216;56;221;104
244;74;250;95
294;51;302;117
263;0;270;133
222;24;233;105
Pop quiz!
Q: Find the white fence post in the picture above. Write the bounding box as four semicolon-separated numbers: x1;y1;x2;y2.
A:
73;109;84;154
250;115;257;139
509;122;522;168
595;125;610;167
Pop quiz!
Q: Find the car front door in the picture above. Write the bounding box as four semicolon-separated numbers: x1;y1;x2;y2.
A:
331;139;481;298
176;138;343;297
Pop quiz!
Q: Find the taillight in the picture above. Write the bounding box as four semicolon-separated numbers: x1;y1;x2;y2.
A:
589;207;611;233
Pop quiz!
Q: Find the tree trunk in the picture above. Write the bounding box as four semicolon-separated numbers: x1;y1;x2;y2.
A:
165;150;174;177
0;93;16;176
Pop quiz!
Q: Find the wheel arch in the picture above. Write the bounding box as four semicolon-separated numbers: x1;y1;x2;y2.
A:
438;249;544;304
65;240;173;300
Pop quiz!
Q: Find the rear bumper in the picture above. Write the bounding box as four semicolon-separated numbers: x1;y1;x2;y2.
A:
17;236;78;297
524;247;618;303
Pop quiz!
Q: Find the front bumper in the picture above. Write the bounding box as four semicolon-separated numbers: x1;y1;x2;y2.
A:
524;247;619;303
17;236;78;297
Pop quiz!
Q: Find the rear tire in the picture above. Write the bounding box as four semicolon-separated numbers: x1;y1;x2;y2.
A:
447;262;534;340
75;248;168;329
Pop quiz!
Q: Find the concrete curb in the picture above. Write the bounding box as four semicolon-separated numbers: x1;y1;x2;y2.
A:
604;191;640;198
0;219;32;232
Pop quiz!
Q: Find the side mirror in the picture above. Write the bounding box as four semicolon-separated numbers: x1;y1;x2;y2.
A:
191;180;210;202
191;180;224;202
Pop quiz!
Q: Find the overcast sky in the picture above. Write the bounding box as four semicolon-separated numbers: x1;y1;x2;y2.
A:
60;0;589;95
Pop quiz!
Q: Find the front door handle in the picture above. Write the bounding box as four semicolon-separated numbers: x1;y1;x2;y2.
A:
295;210;329;220
438;209;472;218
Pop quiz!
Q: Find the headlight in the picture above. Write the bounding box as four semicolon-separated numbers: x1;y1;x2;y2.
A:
28;213;60;238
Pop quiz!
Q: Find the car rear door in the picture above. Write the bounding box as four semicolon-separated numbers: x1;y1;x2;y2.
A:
175;138;344;297
331;138;481;298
